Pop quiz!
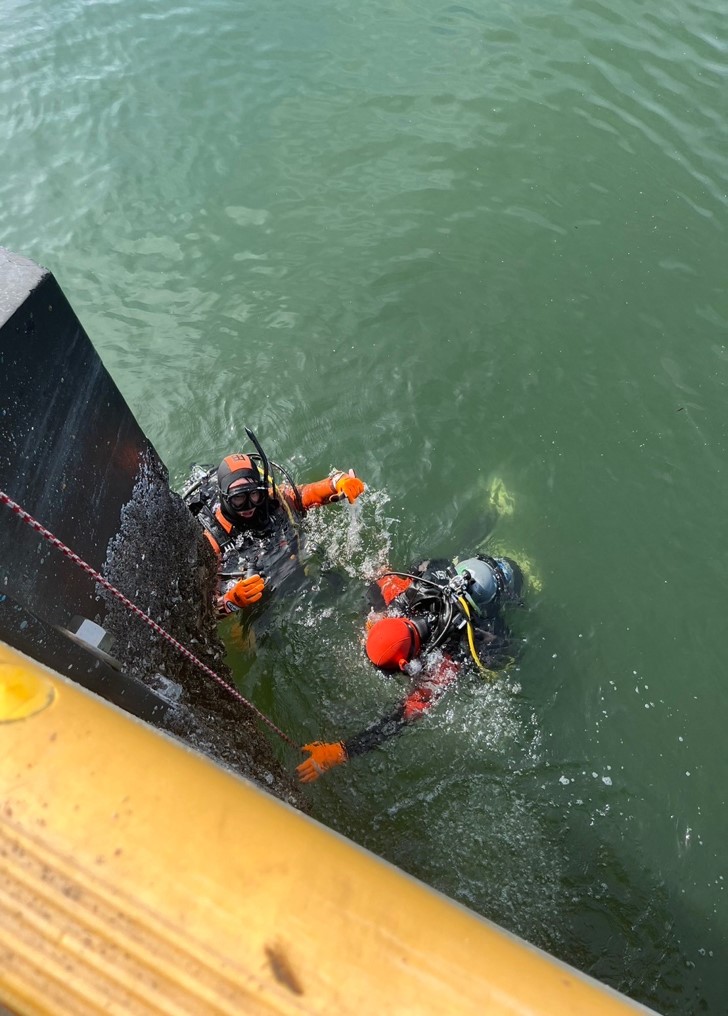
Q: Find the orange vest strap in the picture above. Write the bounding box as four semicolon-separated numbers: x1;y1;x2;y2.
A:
203;530;221;555
215;507;234;533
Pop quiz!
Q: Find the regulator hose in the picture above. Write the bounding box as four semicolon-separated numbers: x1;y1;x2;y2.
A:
456;595;488;674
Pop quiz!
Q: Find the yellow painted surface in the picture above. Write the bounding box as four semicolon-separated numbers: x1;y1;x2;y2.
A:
0;641;656;1015
0;658;55;721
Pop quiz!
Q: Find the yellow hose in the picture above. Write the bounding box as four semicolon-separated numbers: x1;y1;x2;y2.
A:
457;595;489;675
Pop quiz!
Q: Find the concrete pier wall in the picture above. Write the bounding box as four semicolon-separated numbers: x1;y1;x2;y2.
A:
0;249;302;806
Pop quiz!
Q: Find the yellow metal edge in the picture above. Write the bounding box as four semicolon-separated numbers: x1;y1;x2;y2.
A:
0;641;657;1015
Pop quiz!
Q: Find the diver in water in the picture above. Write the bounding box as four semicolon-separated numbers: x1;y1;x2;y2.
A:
182;427;365;617
297;554;524;782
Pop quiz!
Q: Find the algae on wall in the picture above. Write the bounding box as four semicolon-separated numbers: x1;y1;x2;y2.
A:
0;248;304;811
100;443;306;811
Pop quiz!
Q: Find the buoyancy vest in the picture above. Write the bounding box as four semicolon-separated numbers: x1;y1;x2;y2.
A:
188;475;305;595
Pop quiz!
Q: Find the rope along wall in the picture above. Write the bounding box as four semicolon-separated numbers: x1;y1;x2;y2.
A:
0;490;298;750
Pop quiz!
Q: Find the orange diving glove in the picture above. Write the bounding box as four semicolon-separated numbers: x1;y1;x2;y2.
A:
333;469;365;504
222;574;265;613
297;741;348;783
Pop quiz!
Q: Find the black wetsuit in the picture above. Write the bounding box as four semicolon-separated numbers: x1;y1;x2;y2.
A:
186;480;303;607
184;468;348;612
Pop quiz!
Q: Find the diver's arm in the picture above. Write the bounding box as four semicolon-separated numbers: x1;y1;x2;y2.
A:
283;471;365;512
296;702;418;783
342;700;415;758
344;657;459;756
284;478;340;510
296;659;459;781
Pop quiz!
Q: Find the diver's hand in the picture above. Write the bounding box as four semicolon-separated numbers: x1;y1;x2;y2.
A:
333;469;365;504
221;574;265;612
297;741;348;782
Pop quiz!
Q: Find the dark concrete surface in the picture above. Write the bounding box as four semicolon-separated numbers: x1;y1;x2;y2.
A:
0;248;304;809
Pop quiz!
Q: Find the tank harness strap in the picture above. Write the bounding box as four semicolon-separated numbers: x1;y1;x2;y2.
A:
214;507;234;533
197;504;235;557
203;529;221;555
277;491;298;528
275;489;303;558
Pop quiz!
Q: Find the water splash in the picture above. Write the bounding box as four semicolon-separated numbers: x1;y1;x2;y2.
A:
303;485;399;581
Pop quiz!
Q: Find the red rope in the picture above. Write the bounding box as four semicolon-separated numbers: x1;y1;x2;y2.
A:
0;489;298;750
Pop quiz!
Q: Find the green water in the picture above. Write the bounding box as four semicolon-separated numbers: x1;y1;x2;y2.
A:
2;1;728;1010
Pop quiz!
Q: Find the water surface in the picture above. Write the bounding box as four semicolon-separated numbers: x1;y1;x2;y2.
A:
2;1;727;1011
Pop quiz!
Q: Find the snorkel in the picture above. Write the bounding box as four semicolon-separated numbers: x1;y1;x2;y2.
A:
244;426;274;526
243;426;305;516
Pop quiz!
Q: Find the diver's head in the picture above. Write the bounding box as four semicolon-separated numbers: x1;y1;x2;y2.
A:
455;557;499;614
217;453;267;524
365;616;429;672
493;556;523;599
455;555;524;613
